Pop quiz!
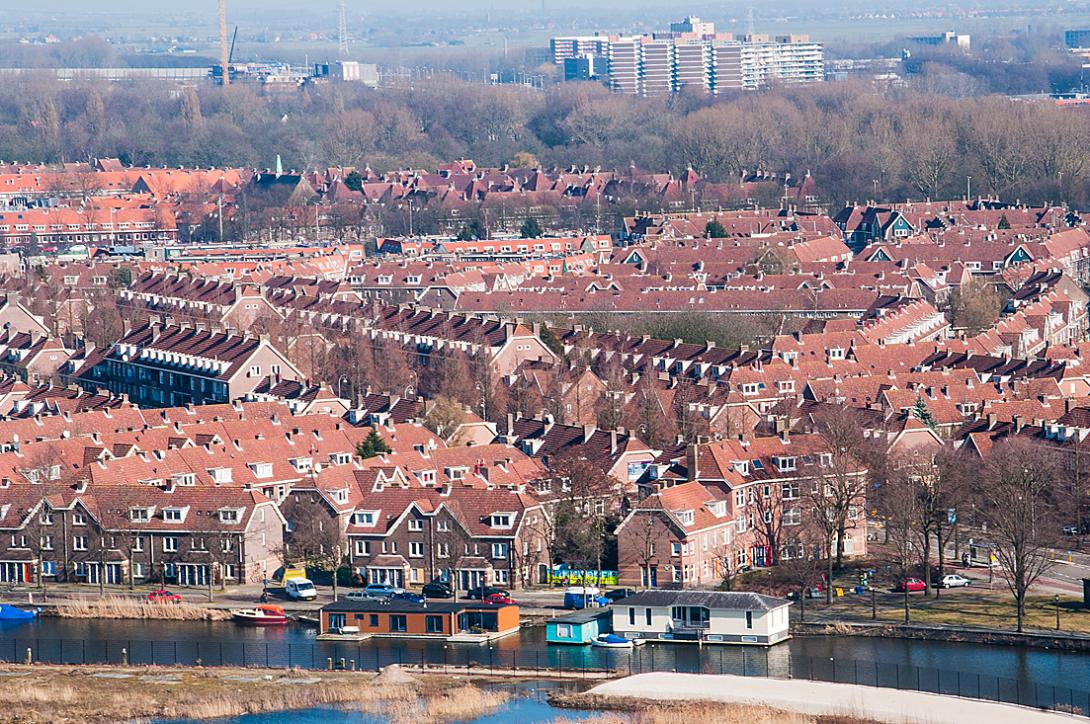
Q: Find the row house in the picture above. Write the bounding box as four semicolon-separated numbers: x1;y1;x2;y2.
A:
616;480;739;589
367;306;558;377
632;430;870;582
344;485;549;591
0;206;177;248
505;417;658;492
68;322;302;408
0;481;283;586
0;330;71;384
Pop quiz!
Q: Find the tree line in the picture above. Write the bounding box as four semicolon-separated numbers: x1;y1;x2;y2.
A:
4;75;1090;208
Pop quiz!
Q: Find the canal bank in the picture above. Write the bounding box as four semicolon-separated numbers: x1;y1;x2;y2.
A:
3;615;1090;704
795;620;1090;652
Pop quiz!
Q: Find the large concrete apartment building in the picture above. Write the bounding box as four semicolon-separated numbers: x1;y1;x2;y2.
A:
552;17;824;95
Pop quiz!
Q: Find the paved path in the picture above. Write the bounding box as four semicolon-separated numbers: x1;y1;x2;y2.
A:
588;672;1079;723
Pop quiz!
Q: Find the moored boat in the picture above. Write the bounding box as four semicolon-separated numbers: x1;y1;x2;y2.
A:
0;604;36;621
231;604;289;625
591;633;635;649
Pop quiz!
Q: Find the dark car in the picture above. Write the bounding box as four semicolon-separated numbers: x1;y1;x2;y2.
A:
466;586;509;600
392;591;426;604
604;588;634;602
422;581;453;598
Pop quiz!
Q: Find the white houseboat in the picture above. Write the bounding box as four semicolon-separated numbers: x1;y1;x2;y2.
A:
611;590;791;646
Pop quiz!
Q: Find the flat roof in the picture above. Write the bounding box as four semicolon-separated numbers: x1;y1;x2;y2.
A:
550;608;611;625
619;590;790;611
321;599;516;615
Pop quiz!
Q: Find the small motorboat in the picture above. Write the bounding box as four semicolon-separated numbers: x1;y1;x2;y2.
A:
231;604;289;626
591;633;635;649
0;604;36;621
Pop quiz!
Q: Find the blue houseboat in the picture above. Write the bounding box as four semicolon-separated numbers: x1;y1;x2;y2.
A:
546;608;612;645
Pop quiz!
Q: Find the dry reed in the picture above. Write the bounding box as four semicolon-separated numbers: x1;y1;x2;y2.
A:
52;594;230;621
0;664;421;723
383;684;512;724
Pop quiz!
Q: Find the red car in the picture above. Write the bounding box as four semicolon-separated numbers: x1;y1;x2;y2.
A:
483;592;515;605
894;578;926;593
147;588;182;604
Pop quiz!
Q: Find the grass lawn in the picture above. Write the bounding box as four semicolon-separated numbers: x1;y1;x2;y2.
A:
807;587;1090;634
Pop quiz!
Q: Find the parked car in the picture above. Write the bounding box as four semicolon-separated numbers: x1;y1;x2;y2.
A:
343;590;369;601
362;583;401;600
604;588;635;602
466;586;508;600
483;592;516;605
147;588;182;604
422;581;453;598
894;578;926;593
392;591;426;604
936;574;972;588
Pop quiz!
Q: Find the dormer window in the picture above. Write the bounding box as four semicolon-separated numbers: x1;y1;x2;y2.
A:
446;466;467;481
250;462;274;479
732;460;749;476
330;488;349;504
489;513;513;529
776;456;797;472
418;470;436;485
676;509;694;526
219;509;240;524
129;507;151;522
208;467;233;484
162;507;187;523
291;457;313;473
352;510;379;526
741;383;760;395
778;380;795;393
709;500;727;518
828;348;845;360
818;453;833;467
329;452;351;466
173;473;195;486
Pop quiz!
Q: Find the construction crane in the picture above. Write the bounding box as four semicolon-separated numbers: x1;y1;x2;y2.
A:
218;0;230;86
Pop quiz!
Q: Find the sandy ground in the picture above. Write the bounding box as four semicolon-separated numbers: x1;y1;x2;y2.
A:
587;672;1079;723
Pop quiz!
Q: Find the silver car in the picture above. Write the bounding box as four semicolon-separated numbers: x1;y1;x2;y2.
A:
938;574;971;588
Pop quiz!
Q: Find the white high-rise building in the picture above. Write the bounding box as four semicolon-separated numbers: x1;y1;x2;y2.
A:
552;19;824;96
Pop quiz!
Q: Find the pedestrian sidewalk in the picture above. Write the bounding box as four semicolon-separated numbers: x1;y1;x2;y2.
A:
589;673;1079;723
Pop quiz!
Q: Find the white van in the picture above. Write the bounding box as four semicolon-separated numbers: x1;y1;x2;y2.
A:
285;578;317;601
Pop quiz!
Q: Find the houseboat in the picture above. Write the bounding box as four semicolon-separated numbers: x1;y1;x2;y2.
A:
611;590;791;646
319;599;519;643
546;608;612;645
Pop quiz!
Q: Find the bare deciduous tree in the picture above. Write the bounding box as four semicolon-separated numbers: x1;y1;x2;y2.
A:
980;438;1062;632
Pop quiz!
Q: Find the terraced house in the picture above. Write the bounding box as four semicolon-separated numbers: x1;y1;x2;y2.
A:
0;480;284;586
345;483;549;592
68;322;301;407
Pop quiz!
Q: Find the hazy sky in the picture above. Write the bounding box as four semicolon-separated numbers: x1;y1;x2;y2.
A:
0;0;728;13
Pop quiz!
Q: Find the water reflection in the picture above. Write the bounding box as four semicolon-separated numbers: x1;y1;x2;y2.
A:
5;616;1090;693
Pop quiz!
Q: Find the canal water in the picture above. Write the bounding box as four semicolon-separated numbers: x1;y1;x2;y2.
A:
3;615;1090;694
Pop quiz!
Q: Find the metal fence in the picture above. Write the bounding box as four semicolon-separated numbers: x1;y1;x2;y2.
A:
1;636;1087;717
